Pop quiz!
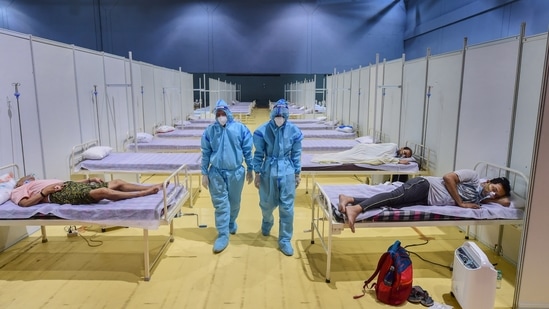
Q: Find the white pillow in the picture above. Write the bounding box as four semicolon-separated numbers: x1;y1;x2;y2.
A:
136;132;153;143
316;116;327;121
156;125;175;133
355;136;374;144
82;146;113;160
182;120;192;126
0;172;16;205
510;195;526;209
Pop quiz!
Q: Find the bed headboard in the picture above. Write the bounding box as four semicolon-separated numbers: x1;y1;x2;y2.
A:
0;163;21;179
474;161;529;204
69;139;100;172
366;128;391;144
406;142;434;174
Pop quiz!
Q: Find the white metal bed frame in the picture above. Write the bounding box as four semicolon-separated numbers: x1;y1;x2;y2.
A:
309;161;528;283
0;163;191;281
301;141;432;193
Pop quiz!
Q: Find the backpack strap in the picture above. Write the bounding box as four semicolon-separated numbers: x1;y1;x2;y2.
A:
353;252;390;299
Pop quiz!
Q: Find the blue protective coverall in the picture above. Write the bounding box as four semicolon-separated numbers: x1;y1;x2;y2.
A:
252;100;303;256
201;100;254;253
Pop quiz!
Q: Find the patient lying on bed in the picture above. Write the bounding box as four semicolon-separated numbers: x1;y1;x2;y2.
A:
11;175;163;207
311;143;413;164
338;169;511;232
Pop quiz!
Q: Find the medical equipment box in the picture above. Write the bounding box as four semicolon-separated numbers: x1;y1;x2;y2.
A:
451;241;497;309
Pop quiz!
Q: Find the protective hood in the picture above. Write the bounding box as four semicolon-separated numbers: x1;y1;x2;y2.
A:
213;99;234;123
270;99;289;121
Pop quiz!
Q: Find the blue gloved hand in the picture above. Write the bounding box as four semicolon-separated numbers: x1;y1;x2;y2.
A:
201;175;209;190
246;171;254;184
295;174;301;188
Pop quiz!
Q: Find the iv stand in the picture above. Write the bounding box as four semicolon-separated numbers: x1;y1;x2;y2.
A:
13;82;27;175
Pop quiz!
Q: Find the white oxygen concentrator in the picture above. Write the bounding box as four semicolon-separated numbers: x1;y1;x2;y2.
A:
451;241;497;309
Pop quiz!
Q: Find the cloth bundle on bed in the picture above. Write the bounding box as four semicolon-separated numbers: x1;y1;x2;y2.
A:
323;183;524;223
0;184;186;229
311;143;405;164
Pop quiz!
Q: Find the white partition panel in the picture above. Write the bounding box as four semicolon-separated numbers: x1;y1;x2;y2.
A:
129;60;142;135
325;75;334;120
380;58;403;144
511;33;547;177
103;54;132;152
32;38;80;179
401;57;427;149
139;64;158;133
455;36;520;169
349;69;361;130
74;48;106;143
424;51;463;176
357;66;370;137
0;30;34;171
181;72;194;119
0;30;40;251
341;71;352;125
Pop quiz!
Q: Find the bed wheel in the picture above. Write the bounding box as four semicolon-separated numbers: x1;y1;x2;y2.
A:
144;277;150;282
464;236;469;240
41;238;48;243
101;228;106;233
325;279;330;283
311;240;315;244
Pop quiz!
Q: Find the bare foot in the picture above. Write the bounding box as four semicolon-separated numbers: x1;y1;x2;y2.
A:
142;186;160;196
338;194;354;213
345;205;362;233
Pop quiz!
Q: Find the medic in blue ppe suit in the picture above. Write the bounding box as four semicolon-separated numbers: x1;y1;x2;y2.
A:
252;99;303;256
201;99;254;253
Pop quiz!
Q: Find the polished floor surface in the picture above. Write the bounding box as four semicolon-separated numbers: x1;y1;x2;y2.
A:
0;108;517;308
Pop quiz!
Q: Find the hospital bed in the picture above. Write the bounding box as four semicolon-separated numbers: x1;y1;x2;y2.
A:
301;139;359;153
301;130;357;139
0;162;191;281
300;141;430;192
125;137;202;153
70;140;203;205
155;128;204;138
309;161;528;283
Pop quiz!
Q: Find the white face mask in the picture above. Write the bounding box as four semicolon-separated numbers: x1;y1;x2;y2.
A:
274;116;285;127
217;116;227;126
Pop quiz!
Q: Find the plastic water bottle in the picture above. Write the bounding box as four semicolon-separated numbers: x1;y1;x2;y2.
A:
496;270;502;289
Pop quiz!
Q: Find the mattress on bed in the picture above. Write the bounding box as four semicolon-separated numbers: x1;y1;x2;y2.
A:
0;185;187;229
319;183;524;223
156;129;204;138
78;152;202;173
301;139;359;152
126;138;202;152
301;154;419;172
293;123;335;130
301;130;356;139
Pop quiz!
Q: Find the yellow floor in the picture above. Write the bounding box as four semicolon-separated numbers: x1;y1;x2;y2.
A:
0;108;516;308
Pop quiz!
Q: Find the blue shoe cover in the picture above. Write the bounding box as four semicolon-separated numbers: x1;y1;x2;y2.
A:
261;222;273;236
279;242;294;256
229;222;238;235
213;235;229;253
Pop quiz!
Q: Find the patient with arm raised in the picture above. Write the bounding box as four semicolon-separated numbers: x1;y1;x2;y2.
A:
11;175;164;207
338;170;511;232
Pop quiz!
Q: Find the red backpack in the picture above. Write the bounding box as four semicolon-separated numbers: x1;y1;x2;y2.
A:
354;240;413;305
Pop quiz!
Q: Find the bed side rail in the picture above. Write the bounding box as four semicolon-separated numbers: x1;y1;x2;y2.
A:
160;163;190;222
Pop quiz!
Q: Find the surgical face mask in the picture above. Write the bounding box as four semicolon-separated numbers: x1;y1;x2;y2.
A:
274;116;285;127
217;116;227;126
